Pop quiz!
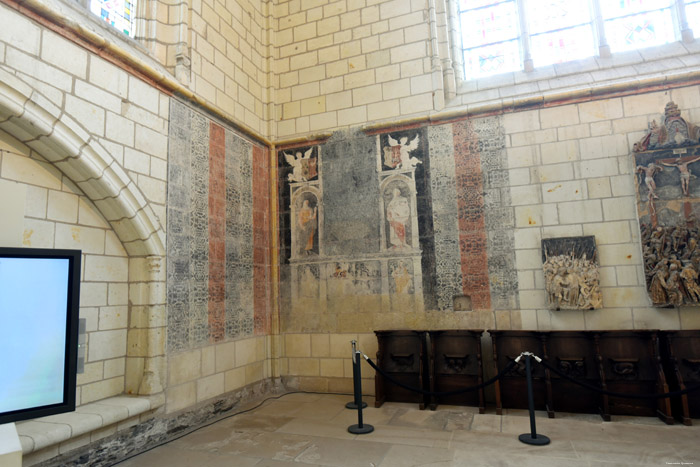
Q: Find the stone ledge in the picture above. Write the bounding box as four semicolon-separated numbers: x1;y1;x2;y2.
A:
16;395;163;455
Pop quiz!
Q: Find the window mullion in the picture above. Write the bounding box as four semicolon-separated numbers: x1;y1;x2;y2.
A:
677;0;694;42
590;0;611;58
516;0;533;72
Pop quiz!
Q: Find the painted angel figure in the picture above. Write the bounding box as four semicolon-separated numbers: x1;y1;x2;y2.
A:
285;148;315;183
384;134;421;169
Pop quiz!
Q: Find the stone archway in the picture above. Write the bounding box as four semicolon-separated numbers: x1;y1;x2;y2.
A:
0;68;166;395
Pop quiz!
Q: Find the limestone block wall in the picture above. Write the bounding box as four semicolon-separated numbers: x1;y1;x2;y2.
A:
0;134;131;405
275;86;700;392
0;0;275;430
273;0;439;138
185;0;271;134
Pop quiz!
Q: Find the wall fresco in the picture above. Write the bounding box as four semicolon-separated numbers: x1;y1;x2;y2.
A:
167;100;270;352
277;119;518;332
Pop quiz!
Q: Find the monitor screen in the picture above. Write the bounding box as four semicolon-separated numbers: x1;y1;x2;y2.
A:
0;248;80;424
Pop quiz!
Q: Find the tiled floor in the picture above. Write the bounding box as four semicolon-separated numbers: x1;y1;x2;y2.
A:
118;393;700;466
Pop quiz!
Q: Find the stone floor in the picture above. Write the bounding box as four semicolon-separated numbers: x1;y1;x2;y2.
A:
117;393;700;466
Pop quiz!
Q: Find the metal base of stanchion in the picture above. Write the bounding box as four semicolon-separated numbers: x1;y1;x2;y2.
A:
518;433;550;445
345;401;368;409
348;424;374;434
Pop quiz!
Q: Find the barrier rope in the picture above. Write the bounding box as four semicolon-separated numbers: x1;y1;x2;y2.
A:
363;353;516;397
539;358;700;400
365;348;700;401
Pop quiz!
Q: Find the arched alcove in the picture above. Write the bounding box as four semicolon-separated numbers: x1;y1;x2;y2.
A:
0;68;166;396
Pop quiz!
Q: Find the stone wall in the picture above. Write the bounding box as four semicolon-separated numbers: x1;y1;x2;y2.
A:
276;87;700;393
0;133;131;406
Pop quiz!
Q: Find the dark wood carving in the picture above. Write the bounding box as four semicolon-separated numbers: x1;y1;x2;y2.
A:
374;331;428;409
660;330;700;424
491;330;673;423
374;330;485;411
490;331;552;417
596;331;672;423
633;102;700;307
427;330;484;412
546;331;604;418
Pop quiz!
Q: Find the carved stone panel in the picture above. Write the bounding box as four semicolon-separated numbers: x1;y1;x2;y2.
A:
541;236;602;310
633;102;700;307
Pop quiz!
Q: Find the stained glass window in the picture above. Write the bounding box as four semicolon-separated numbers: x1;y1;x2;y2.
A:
686;0;700;37
460;1;521;78
89;0;136;36
456;0;692;80
526;0;594;67
601;1;675;52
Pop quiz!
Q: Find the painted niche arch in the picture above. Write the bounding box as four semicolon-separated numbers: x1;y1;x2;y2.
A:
379;173;419;252
0;69;166;395
290;186;323;259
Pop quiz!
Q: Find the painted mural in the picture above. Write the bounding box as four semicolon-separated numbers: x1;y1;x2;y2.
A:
277;118;519;332
634;101;700;307
167;100;271;351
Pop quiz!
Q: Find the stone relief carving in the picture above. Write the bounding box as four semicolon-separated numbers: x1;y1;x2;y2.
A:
633;101;700;152
634;102;700;307
542;236;602;310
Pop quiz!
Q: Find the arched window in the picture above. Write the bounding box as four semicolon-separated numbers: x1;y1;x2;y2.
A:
88;0;138;36
456;0;692;79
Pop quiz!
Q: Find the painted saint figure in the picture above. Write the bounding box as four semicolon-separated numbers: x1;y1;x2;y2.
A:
636;162;663;199
660;156;700;196
391;261;412;294
386;188;410;249
297;199;317;255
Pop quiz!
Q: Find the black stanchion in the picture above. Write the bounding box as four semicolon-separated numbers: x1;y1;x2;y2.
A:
518;352;550;446
346;340;368;409
348;340;373;434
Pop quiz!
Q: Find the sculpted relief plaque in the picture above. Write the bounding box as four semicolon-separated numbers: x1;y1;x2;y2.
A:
542;236;602;310
633;102;700;307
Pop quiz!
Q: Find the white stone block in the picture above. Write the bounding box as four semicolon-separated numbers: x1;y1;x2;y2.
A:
541;180;587;203
578;98;623;123
534;163;574;183
515;205;543;228
557;200;602;224
65;96;105;137
602;196;636;221
582;221;631;244
84;255;128;282
540;140;579;165
128;78;160;114
22;218;55;248
88;330;127;361
540;105;579;129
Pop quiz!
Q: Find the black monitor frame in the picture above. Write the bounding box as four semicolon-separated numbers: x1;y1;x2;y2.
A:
0;247;81;424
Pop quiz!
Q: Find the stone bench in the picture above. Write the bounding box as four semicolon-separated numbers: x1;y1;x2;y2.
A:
15;395;163;466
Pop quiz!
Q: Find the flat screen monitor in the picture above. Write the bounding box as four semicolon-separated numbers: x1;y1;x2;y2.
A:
0;247;81;424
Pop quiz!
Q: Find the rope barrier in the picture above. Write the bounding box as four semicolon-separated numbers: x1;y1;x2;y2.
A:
363;353;516;397
364;347;700;401
539;359;700;400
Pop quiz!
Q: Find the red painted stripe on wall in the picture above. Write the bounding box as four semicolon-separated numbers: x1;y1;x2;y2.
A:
252;145;271;335
208;122;226;342
453;120;492;310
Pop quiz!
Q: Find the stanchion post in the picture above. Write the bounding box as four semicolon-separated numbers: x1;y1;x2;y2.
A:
346;340;367;410
348;340;374;434
518;352;550;446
